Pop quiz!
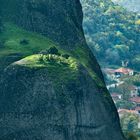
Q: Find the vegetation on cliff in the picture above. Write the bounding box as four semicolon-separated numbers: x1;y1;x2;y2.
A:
0;22;104;88
0;23;57;58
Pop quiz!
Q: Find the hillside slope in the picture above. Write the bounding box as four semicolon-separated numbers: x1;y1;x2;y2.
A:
0;0;125;139
81;0;140;69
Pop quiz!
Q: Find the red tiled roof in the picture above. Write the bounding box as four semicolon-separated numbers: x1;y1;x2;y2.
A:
114;68;133;74
128;85;138;90
129;97;140;103
111;92;119;94
111;93;122;97
118;109;137;114
135;107;140;111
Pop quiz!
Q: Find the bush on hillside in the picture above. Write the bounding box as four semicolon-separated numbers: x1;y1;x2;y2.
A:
20;39;29;45
61;54;70;59
125;132;138;140
47;46;59;55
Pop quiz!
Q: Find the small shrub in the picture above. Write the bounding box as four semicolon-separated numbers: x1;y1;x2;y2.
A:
62;54;70;59
47;46;59;55
39;50;48;55
125;132;138;140
20;39;29;45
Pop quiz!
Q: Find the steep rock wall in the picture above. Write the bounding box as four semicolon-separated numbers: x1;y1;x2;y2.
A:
0;0;125;140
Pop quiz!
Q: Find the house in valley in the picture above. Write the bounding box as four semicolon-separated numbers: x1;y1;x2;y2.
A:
114;67;134;78
103;67;134;80
135;107;140;114
111;93;122;103
128;85;139;97
102;68;117;80
118;109;138;117
129;97;140;107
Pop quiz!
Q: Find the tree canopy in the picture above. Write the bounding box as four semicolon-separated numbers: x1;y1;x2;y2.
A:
81;0;140;69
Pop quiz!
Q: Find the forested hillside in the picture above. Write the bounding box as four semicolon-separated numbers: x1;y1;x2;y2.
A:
81;0;140;70
81;1;140;139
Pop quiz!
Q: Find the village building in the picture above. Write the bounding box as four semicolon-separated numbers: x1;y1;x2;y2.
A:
118;109;138;117
103;67;134;80
114;67;134;77
111;93;122;100
135;107;140;114
111;93;122;104
102;68;117;80
128;85;139;97
129;97;140;114
129;97;140;106
107;84;116;90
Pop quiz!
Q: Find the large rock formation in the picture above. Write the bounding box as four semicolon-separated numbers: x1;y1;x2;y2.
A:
0;0;125;140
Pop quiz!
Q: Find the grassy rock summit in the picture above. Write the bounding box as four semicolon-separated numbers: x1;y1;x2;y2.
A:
0;0;125;140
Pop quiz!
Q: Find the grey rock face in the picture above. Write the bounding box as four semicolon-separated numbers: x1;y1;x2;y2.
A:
1;0;85;48
0;64;124;140
0;0;125;140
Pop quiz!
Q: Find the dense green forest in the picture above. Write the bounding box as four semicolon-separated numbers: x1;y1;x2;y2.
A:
82;0;140;70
